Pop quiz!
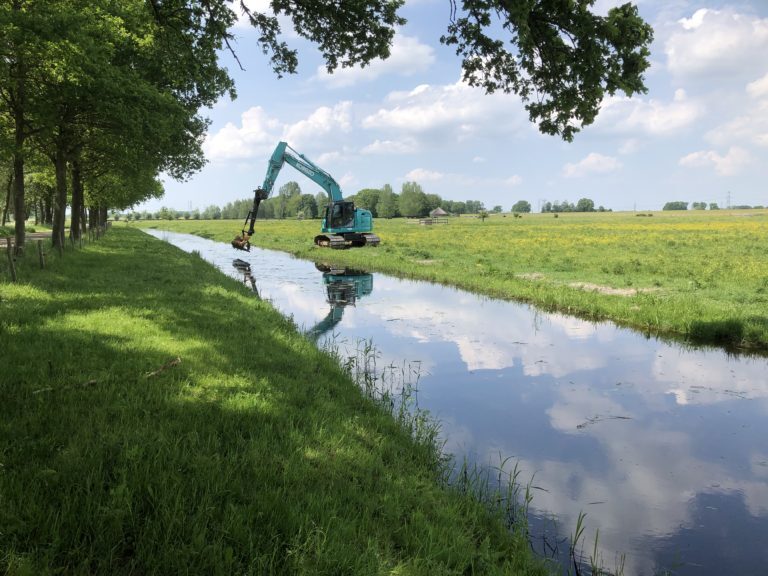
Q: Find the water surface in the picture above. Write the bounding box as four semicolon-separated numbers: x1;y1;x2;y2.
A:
147;230;768;576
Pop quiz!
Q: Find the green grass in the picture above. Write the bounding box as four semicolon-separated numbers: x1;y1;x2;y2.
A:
132;210;768;350
0;228;550;575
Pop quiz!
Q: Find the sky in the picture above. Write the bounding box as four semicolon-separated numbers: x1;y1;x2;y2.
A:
139;0;768;214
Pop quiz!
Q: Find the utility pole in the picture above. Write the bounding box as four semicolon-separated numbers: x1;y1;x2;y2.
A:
727;191;731;209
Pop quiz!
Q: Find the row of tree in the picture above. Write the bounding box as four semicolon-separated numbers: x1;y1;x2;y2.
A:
664;201;765;210
123;181;496;221
0;1;243;251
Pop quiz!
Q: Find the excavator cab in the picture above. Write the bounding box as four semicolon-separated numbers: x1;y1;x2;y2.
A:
327;201;356;230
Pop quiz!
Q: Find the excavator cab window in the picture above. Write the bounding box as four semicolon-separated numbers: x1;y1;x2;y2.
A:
328;201;355;230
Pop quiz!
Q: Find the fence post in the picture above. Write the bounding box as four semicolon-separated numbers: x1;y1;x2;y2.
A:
37;240;45;269
6;237;16;282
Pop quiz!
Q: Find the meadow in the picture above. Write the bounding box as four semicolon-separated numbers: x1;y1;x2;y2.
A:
0;228;548;575
134;209;768;351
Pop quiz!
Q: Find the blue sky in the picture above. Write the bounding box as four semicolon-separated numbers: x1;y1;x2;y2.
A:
140;0;768;213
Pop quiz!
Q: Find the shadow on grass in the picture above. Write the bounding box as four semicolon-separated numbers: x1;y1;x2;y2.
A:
1;229;541;575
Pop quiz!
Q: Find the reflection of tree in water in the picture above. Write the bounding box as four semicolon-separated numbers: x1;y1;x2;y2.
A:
232;258;258;296
306;263;373;342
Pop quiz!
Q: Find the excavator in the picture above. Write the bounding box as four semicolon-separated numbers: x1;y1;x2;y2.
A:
232;141;380;251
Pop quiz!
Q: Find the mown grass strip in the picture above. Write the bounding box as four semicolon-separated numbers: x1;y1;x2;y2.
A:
132;210;768;351
0;227;549;575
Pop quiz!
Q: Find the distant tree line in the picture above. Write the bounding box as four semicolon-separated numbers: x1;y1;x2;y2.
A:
540;198;609;213
127;181;494;221
663;202;764;211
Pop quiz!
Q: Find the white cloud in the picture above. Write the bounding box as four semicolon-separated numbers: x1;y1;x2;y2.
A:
281;102;353;150
360;138;418;155
619;139;640;155
405;168;444;182
203;102;355;162
338;172;358;188
563;153;622;178
362;79;526;143
472;156;486;163
202;106;281;161
596;89;702;135
706;100;768;148
315;34;435;88
747;72;768;99
679;146;752;175
665;9;768;78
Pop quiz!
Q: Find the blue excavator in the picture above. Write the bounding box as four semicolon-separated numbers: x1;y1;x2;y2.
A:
232;141;380;251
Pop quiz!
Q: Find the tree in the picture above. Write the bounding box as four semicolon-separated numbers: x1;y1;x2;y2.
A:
277;181;301;218
377;184;399;218
691;202;706;210
665;201;689;211
511;200;531;213
202;204;221;219
315;191;329;217
424;193;442;213
576;198;595;212
445;200;466;215
491;205;503;213
465;200;485;214
709;203;719;210
354;188;380;217
441;2;653;141
296;194;317;219
398;181;428;218
663;201;688;211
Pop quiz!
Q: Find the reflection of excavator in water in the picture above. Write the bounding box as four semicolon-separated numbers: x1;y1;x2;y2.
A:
232;258;259;296
305;263;373;342
232;141;380;251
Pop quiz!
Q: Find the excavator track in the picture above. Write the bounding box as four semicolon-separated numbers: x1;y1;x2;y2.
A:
314;234;347;249
361;233;380;247
314;233;381;249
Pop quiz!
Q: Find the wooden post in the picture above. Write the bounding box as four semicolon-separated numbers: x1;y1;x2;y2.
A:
37;240;45;269
6;237;16;282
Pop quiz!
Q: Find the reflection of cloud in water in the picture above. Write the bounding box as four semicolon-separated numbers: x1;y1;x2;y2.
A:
653;349;768;405
374;280;615;375
459;400;768;576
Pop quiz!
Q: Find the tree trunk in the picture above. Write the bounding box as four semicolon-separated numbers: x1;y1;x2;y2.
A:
99;206;108;228
70;157;83;240
44;189;54;225
51;143;67;249
12;97;25;255
10;0;26;255
1;170;11;226
88;206;96;230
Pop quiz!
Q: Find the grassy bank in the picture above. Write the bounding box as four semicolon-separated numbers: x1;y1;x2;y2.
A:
132;209;768;350
0;227;549;575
